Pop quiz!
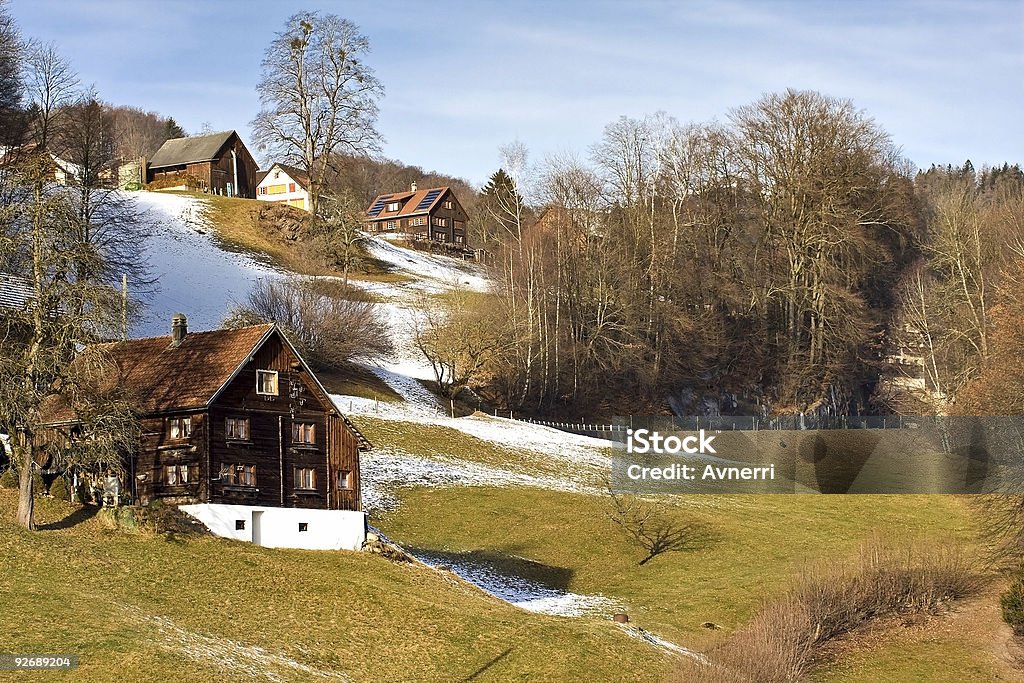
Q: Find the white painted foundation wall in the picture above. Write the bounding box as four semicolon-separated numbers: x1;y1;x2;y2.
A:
179;503;366;551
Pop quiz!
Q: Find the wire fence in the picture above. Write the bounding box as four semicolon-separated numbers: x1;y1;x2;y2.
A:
497;413;935;441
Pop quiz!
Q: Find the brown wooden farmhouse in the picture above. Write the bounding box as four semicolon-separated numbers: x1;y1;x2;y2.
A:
364;183;470;245
45;315;368;512
146;130;258;198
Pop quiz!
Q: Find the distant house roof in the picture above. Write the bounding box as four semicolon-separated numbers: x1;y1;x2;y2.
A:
148;130;238;170
259;163;310;191
0;273;33;310
365;186;451;220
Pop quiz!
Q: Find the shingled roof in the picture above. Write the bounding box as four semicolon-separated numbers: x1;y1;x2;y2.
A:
148;130;238;170
39;321;374;451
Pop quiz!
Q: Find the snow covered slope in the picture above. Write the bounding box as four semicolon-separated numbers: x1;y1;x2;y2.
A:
125;192;615;616
128;192;281;337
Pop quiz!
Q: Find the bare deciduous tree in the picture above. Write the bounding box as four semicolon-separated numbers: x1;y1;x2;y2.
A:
0;153;140;529
22;40;78;150
606;488;712;565
252;12;383;219
412;287;504;399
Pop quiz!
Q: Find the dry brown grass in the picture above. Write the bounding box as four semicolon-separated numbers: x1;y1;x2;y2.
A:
674;538;985;683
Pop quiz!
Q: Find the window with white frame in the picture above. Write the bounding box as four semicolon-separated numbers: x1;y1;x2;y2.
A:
167;416;192;440
295;467;316;490
386;201;400;212
256;370;278;396
225;417;250;440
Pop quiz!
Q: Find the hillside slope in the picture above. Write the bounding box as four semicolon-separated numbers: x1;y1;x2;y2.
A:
0;493;669;682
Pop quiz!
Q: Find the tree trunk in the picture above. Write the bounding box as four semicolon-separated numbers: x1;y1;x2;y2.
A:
16;451;34;530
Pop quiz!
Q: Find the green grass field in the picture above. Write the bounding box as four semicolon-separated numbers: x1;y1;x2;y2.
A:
377;487;974;649
0;492;669;682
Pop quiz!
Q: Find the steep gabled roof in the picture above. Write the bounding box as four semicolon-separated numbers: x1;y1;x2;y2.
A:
260;163;310;191
94;323;276;414
40;322;370;450
148;130;238;170
365;186;451;220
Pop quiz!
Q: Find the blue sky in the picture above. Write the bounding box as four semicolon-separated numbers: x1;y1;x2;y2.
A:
9;0;1023;187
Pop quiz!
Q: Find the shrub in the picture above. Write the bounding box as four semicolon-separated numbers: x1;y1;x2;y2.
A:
224;277;393;367
32;471;46;496
1001;576;1024;635
0;466;16;488
49;476;71;501
675;538;983;683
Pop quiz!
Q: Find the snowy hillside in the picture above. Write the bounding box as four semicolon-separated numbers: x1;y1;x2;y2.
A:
126;190;616;617
128;192;281;337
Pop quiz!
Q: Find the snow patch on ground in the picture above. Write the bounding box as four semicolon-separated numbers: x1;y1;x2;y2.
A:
125;607;349;682
362;235;489;293
619;624;710;663
359;448;599;513
126;192;282;337
412;549;620;618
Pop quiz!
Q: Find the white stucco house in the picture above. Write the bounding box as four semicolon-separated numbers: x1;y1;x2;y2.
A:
256;163;311;212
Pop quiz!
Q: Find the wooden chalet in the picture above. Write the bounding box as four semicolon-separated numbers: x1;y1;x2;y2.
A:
146;130;258;198
44;315;369;512
364;183;470;245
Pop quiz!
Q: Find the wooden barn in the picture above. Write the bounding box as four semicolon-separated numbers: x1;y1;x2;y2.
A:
146;130;259;198
43;315;369;513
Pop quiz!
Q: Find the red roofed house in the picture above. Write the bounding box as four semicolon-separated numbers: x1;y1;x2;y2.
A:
43;314;370;550
364;182;469;245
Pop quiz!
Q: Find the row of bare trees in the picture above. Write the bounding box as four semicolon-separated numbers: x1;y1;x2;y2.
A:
470;90;1022;418
1;2;149;529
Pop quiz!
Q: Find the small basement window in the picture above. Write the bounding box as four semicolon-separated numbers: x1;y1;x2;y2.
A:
298;522;309;532
235;519;246;531
256;370;279;396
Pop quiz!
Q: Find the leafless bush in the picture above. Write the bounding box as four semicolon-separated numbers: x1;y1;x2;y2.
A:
224;277;391;367
606;489;716;565
673;538;983;683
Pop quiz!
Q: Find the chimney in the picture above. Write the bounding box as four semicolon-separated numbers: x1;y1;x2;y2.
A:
171;313;188;347
411;180;418;192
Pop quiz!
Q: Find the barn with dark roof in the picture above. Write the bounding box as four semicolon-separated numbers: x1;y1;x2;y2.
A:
146;130;259;198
